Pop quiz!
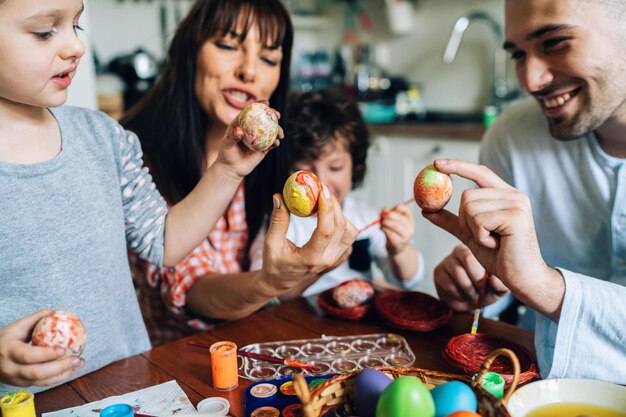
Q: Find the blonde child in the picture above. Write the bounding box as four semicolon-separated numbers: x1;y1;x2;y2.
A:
0;0;350;395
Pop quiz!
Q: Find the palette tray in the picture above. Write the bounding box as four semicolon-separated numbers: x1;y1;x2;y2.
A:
238;333;415;381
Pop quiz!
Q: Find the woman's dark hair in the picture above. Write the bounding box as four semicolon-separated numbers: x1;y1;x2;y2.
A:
284;89;370;189
122;0;293;250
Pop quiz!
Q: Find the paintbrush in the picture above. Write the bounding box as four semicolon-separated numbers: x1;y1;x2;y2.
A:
470;270;490;334
187;341;321;371
358;198;414;234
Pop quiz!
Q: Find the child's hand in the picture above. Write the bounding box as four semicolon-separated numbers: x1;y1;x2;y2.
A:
380;203;415;255
0;310;84;387
216;100;284;179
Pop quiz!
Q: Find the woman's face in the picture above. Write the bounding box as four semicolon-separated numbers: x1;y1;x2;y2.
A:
195;21;283;131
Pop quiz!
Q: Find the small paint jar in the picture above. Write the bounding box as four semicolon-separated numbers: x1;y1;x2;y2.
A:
0;390;36;417
197;397;230;416
99;404;134;417
473;371;505;399
210;341;238;391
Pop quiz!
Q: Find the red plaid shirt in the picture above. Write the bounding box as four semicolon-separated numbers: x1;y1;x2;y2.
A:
130;183;248;346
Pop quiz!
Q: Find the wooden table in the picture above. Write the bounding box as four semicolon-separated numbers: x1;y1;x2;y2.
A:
34;297;534;416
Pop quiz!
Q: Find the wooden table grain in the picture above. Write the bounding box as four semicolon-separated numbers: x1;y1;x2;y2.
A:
34;297;534;416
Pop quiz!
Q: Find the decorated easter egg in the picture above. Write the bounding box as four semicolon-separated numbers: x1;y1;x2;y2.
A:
332;279;374;308
431;381;477;417
413;164;453;213
283;170;323;217
238;102;280;151
31;310;86;356
445;412;481;417
354;369;392;417
376;376;435;417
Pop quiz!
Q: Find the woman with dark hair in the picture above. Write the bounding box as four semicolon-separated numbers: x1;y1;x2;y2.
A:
122;0;357;345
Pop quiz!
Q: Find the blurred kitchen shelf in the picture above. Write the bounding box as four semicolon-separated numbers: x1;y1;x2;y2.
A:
292;14;330;30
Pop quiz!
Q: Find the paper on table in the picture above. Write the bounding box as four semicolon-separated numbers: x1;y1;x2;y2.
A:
42;380;197;417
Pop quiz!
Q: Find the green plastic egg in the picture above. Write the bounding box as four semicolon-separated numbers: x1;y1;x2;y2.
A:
375;376;435;417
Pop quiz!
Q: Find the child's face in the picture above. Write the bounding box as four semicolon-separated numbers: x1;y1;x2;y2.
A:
293;139;353;207
0;0;85;110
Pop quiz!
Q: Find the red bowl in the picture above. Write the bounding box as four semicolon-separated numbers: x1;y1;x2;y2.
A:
443;333;540;387
374;290;452;332
317;288;373;320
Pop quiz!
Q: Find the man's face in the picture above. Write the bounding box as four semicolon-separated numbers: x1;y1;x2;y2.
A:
504;0;626;140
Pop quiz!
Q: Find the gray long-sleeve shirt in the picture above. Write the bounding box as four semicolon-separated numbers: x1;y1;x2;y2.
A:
0;106;167;395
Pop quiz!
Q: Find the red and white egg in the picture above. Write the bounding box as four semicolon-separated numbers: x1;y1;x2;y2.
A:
31;310;87;356
332;279;374;308
238;102;280;151
413;163;453;213
282;170;323;217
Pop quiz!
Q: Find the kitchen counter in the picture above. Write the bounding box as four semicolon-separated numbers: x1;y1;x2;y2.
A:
369;122;485;141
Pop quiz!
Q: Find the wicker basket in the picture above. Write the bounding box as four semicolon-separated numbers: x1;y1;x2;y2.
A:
294;348;521;417
317;288;374;320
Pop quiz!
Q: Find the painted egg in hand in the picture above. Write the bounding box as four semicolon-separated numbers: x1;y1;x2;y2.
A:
31;310;87;356
354;369;392;417
431;381;477;417
238;102;279;151
283;170;322;217
332;279;374;308
376;376;435;417
413;164;453;213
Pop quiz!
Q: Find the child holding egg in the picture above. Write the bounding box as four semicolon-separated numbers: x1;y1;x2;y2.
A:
251;90;424;297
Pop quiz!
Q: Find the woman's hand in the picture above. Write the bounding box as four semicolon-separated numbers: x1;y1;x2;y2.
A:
423;159;565;320
260;186;358;294
216;100;284;180
380;203;415;255
0;310;84;387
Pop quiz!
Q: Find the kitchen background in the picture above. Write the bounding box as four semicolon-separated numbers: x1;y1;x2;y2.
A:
68;0;523;296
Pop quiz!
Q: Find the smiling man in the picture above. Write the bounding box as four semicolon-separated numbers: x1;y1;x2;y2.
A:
429;0;626;383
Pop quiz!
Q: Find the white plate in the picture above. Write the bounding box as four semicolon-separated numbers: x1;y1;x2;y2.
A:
507;378;626;417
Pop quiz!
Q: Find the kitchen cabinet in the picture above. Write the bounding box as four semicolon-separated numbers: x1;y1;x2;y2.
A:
352;133;481;296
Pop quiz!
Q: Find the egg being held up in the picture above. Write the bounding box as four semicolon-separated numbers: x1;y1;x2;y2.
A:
31;310;87;356
376;376;435;417
413;164;453;213
283;170;323;217
430;381;478;417
237;102;280;151
445;412;481;417
353;369;393;417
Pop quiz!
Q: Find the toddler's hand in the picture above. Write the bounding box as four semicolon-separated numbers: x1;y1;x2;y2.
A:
380;203;415;255
217;100;284;179
0;310;84;387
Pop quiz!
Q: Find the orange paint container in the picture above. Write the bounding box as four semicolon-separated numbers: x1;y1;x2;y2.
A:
210;341;239;391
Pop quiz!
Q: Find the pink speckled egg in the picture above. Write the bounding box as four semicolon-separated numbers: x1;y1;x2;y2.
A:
332;279;374;308
413;164;453;213
283;170;323;217
31;310;87;356
238;102;280;151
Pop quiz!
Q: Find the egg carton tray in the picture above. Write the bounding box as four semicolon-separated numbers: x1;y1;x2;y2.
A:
238;333;416;381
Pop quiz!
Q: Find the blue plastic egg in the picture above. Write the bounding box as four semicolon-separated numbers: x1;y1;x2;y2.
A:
353;369;392;417
430;381;477;417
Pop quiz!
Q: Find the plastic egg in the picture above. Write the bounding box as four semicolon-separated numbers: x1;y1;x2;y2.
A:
332;279;374;308
413;164;453;213
445;412;481;417
353;369;392;417
282;170;322;217
430;381;477;417
31;310;87;356
238;102;279;151
376;376;435;417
